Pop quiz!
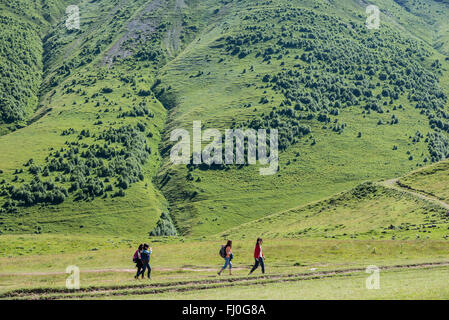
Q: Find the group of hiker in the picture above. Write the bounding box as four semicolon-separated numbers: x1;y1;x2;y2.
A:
132;238;265;280
133;243;152;279
217;238;265;276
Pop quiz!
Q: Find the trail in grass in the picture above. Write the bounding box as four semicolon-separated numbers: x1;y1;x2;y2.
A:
379;179;449;210
0;266;247;277
4;261;449;299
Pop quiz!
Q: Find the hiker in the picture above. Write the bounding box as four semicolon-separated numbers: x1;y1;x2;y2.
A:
218;240;233;276
139;243;152;279
133;244;143;279
249;238;265;275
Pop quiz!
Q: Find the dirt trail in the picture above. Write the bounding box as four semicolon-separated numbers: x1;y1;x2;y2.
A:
0;266;247;277
379;178;449;210
4;261;449;299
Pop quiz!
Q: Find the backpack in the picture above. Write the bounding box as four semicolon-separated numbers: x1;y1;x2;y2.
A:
219;245;226;258
132;250;139;263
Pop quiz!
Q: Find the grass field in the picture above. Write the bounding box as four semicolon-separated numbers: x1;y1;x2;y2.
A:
2;235;449;299
132;266;449;300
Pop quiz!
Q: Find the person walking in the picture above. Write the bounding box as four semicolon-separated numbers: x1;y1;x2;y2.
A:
218;240;233;276
139;243;152;280
249;238;265;275
133;244;143;279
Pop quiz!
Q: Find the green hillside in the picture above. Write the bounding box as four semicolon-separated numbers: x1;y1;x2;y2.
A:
218;182;449;240
0;0;72;130
399;158;449;201
1;0;449;239
0;0;195;236
155;0;449;236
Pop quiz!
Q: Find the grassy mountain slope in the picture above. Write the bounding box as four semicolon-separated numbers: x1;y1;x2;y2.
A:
389;0;449;54
155;0;449;236
0;0;72;131
1;0;449;238
0;0;215;236
218;182;449;240
399;158;449;202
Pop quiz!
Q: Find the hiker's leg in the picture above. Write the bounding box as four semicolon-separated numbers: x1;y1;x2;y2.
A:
223;258;230;269
229;260;232;275
249;258;259;274
260;258;265;274
218;259;227;275
141;263;147;278
147;263;151;278
137;261;144;277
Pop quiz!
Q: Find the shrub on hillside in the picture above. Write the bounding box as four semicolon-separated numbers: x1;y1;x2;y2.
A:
149;212;178;236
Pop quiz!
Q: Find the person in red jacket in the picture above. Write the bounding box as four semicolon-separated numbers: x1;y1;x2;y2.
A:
249;238;265;275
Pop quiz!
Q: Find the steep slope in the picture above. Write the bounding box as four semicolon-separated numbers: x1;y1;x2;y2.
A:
1;0;449;238
390;0;449;54
0;0;72;132
155;0;449;236
0;0;214;236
